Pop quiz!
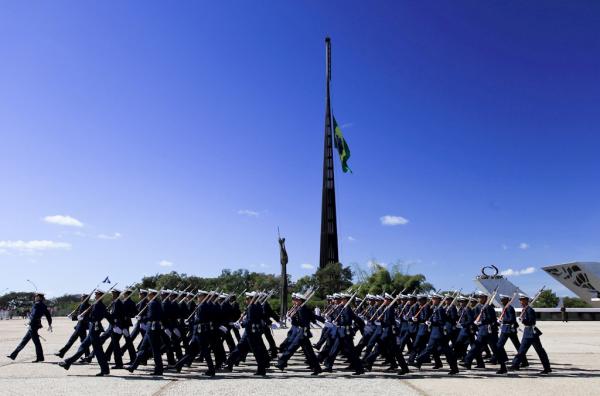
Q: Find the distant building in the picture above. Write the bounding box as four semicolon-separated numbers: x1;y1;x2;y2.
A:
542;262;600;308
473;265;525;308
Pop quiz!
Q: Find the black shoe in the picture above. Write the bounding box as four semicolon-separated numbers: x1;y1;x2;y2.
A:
311;367;322;376
150;371;163;376
540;369;552;375
203;370;216;377
323;367;333;373
126;366;135;373
508;366;520;371
521;362;530;368
31;359;44;363
459;362;471;370
448;369;459;375
6;354;16;361
174;364;183;373
254;370;267;376
496;367;507;374
432;364;443;370
352;369;365;376
59;361;71;371
81;356;93;364
95;372;108;377
275;363;285;371
111;365;124;370
398;368;410;375
55;352;65;358
475;363;486;369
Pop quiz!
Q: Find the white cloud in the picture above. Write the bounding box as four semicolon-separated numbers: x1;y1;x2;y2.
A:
237;209;260;217
380;215;409;226
519;242;530;250
347;236;356;242
98;232;122;240
501;267;536;276
158;260;173;267
301;263;315;270
0;240;71;254
43;215;83;227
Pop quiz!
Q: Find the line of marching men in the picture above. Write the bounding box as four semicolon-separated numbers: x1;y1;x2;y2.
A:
6;286;552;377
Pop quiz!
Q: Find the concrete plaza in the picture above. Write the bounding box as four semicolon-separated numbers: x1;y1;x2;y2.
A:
0;318;598;396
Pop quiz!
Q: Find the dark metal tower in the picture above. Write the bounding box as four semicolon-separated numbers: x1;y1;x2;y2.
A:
319;37;339;269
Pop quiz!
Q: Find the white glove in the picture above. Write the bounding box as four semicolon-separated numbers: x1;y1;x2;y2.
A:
234;322;241;329
123;329;130;337
77;314;84;321
517;317;522;322
174;328;182;338
47;325;53;333
135;315;141;321
219;325;228;334
425;321;431;326
164;329;172;338
474;321;481;326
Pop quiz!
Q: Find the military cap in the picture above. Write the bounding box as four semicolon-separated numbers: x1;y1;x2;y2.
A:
499;294;511;300
139;289;148;294
518;293;530;300
197;290;208;295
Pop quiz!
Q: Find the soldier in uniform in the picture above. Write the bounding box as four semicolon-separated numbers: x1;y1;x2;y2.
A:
323;293;365;375
496;294;528;367
225;292;270;375
462;291;508;374
100;288;127;369
60;289;110;376
509;294;552;374
414;293;459;375
363;293;410;374
174;290;216;376
408;294;431;365
118;288;139;363
56;293;90;359
127;289;164;375
275;293;323;375
261;296;280;358
7;292;52;362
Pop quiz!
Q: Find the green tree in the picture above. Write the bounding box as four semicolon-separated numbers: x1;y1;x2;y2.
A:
314;262;353;298
563;296;590;308
532;289;559;308
356;260;434;295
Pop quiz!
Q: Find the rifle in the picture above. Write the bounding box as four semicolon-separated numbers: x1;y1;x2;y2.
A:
67;284;99;318
474;286;499;323
78;283;120;317
287;287;319;318
375;292;403;321
333;287;361;322
498;292;518;322
444;288;462;313
135;287;164;318
518;285;546;320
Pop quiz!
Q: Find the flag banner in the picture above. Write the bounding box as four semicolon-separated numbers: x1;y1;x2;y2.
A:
333;116;352;173
103;277;111;284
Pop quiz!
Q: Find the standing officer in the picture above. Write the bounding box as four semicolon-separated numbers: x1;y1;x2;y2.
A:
56;293;90;359
7;292;52;362
509;294;552;374
60;289;110;376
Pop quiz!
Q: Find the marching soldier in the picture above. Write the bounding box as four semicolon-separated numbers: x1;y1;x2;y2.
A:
414;293;459;375
275;293;323;375
60;289;110;376
462;291;508;374
127;289;164;376
174;290;216;376
7;292;52;362
323;293;365;375
509;294;552;374
56;293;90;359
262;296;280;358
496;294;528;367
408;294;431;364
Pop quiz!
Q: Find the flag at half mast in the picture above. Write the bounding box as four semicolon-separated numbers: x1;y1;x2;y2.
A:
333;116;352;173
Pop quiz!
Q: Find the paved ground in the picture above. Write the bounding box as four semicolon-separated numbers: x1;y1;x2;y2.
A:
0;318;598;396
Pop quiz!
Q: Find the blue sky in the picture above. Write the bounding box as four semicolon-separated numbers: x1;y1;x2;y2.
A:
1;1;600;297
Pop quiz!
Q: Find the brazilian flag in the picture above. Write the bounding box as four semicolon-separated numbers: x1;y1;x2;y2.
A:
333;116;352;173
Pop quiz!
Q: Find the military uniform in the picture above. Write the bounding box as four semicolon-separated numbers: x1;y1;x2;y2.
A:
496;296;528;367
57;296;90;359
8;294;52;362
128;290;164;375
509;297;551;374
323;295;364;375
